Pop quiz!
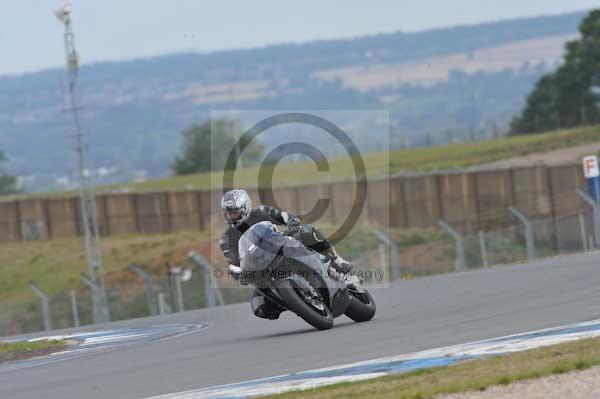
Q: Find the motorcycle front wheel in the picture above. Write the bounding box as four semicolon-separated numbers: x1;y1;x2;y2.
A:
277;279;334;330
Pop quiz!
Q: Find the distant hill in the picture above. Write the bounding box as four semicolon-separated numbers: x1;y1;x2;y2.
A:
0;11;587;192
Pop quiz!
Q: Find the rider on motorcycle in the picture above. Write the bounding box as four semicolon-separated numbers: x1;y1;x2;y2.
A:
219;189;352;320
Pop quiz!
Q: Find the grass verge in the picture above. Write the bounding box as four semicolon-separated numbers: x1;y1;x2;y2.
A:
100;124;600;193
0;230;214;308
265;337;600;399
0;340;66;363
5;124;600;199
0;230;217;334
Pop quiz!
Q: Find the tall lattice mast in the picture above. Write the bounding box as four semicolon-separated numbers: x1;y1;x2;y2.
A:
55;4;110;323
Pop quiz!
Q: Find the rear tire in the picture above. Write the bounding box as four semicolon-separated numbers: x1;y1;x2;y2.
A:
345;290;376;322
277;279;334;330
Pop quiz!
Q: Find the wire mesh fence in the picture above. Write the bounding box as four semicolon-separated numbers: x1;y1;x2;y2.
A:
3;209;599;336
384;210;598;278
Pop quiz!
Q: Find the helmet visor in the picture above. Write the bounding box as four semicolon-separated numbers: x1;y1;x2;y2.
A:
225;208;243;222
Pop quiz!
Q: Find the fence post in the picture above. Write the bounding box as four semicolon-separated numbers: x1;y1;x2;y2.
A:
478;230;489;267
157;292;169;315
438;220;466;271
28;283;52;331
188;251;225;307
509;207;536;261
576;188;600;248
174;274;184;312
129;264;158;316
579;213;588;251
80;273;110;324
378;244;388;284
70;290;80;327
373;230;400;281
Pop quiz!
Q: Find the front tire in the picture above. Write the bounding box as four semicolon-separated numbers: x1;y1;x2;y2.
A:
345;289;376;322
277;279;334;330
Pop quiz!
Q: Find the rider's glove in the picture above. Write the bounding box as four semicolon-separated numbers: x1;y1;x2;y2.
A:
228;264;247;284
282;212;301;233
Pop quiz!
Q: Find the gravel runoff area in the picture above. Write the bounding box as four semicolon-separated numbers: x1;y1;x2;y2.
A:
439;365;600;399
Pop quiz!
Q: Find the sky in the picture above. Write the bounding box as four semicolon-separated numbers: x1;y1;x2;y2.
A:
1;0;598;76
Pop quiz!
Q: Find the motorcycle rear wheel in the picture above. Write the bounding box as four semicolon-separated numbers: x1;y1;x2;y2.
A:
345;289;376;322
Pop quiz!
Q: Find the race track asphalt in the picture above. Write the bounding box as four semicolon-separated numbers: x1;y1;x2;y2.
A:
2;252;600;399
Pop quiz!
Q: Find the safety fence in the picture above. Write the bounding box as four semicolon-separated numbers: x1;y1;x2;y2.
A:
377;210;598;279
6;204;600;336
2;252;253;335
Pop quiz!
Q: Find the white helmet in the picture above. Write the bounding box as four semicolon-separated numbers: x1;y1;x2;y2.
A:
221;189;252;228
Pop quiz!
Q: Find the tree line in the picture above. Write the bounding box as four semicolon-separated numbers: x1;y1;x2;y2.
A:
511;9;600;134
0;151;17;195
171;119;263;175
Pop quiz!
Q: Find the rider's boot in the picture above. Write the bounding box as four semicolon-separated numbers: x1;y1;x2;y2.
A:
251;290;285;320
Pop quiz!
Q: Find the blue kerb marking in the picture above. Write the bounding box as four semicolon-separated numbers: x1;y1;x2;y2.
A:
5;326;176;344
292;355;471;379
193;355;471;395
0;324;213;375
196;321;600;398
73;326;173;340
483;321;600;344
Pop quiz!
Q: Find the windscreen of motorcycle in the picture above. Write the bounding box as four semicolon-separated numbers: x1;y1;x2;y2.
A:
238;221;289;273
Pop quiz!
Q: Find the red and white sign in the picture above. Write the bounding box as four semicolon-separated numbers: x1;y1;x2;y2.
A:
583;155;600;178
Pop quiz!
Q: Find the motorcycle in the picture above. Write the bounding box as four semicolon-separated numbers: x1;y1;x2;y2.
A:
238;221;376;330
